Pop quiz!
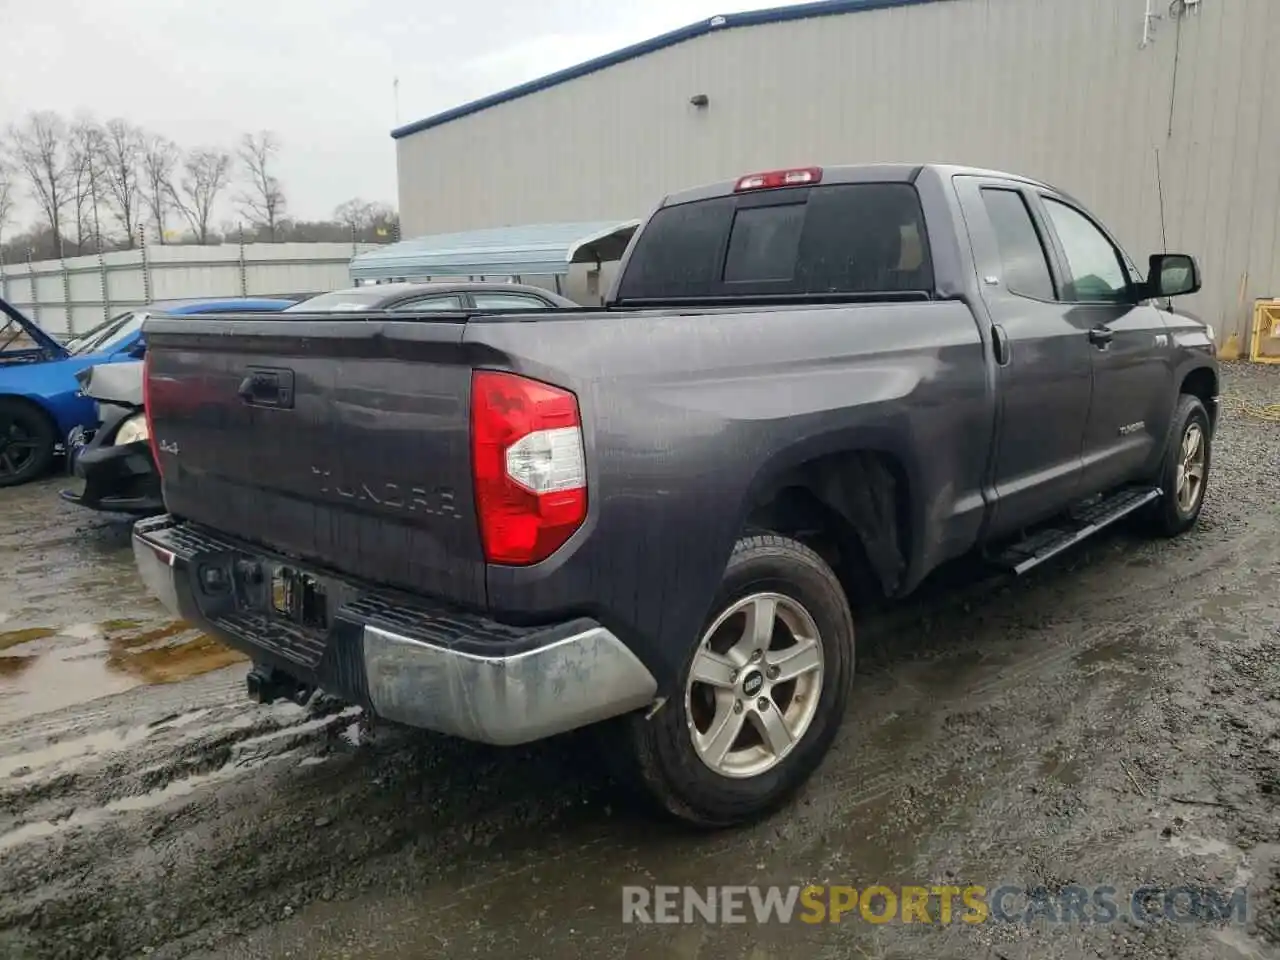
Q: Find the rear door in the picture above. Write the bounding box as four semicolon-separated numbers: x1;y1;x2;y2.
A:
954;177;1093;538
1033;193;1174;495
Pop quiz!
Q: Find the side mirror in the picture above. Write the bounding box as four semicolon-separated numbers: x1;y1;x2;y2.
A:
1147;253;1201;298
126;339;147;359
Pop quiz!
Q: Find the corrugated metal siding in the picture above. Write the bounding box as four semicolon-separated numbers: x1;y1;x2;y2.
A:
397;0;1280;341
348;220;637;281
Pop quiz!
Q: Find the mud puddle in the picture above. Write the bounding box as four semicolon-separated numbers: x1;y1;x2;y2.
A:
0;485;246;728
0;618;245;724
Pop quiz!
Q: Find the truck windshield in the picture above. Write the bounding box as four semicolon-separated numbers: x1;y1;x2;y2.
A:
615;182;933;303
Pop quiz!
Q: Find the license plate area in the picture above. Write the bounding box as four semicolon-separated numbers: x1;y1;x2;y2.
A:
269;565;329;631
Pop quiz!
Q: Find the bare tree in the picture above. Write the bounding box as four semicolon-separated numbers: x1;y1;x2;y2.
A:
101;119;144;247
236;131;286;241
170;148;231;244
0;161;15;247
141;134;179;244
7;111;71;251
333;197;375;233
68;117;107;253
333;198;398;241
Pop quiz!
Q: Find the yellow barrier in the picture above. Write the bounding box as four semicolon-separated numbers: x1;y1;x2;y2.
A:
1250;300;1280;364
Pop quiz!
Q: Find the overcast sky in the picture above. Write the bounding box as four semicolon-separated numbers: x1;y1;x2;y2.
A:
1;0;792;228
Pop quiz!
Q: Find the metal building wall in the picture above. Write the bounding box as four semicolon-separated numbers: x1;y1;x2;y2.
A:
396;0;1278;342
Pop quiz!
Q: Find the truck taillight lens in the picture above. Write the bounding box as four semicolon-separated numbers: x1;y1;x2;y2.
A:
471;371;587;566
142;350;164;479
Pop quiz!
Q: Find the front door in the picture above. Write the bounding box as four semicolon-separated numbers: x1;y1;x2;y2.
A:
954;178;1094;539
1034;195;1175;496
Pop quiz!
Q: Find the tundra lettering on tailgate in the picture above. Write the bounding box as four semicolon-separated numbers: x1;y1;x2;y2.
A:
310;466;461;518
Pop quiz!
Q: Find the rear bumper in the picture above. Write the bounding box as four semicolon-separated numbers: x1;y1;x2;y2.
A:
132;516;657;745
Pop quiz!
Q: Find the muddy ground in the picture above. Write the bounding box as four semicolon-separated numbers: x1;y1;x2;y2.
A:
1;363;1278;960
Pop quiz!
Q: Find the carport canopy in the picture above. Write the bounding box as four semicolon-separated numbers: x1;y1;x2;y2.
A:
348;220;641;283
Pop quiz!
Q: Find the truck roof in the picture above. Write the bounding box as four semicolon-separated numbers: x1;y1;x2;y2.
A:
661;163;1058;207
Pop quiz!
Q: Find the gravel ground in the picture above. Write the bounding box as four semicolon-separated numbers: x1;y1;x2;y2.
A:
0;362;1277;960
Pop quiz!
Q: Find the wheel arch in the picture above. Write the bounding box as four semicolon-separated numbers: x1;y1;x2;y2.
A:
1179;364;1217;402
1176;362;1218;432
0;392;60;436
738;429;919;603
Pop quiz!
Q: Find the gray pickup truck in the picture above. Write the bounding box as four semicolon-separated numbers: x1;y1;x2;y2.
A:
133;163;1217;827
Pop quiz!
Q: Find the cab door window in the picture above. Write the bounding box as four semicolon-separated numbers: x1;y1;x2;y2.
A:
1041;198;1131;303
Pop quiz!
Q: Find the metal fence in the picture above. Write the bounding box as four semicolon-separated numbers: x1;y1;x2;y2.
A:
0;235;383;336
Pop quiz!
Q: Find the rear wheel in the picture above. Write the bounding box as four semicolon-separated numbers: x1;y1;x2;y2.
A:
1144;393;1211;537
0;398;56;488
615;534;855;827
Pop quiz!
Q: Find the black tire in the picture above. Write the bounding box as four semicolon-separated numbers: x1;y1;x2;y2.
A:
0;398;56;488
1143;393;1212;538
612;533;855;828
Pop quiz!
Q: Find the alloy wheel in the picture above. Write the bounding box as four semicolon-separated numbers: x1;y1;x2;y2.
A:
0;418;39;479
1175;421;1206;514
684;592;825;779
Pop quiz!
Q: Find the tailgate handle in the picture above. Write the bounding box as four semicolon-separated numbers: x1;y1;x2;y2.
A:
237;367;295;409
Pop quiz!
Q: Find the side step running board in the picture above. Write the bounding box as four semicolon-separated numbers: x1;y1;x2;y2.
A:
991;487;1161;575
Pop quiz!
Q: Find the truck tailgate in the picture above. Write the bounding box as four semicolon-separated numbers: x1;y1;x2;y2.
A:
143;315;486;607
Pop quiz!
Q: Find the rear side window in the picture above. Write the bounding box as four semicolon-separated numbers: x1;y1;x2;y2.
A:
389;295;465;311
471;293;549;310
980;188;1056;301
616;183;933;301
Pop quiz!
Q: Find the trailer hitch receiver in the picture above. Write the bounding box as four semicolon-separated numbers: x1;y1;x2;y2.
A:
246;664;314;706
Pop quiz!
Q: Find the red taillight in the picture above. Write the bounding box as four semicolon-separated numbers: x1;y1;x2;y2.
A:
142;350;163;478
470;371;587;566
733;166;823;192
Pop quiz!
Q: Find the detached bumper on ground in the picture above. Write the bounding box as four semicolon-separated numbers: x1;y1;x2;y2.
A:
132;515;658;745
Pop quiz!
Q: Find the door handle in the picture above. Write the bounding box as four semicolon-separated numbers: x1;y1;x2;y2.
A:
991;323;1011;365
237;373;275;402
1088;325;1114;347
237;366;295;408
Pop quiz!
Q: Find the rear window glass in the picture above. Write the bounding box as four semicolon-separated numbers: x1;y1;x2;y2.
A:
724;204;805;282
616;183;933;301
285;289;388;311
